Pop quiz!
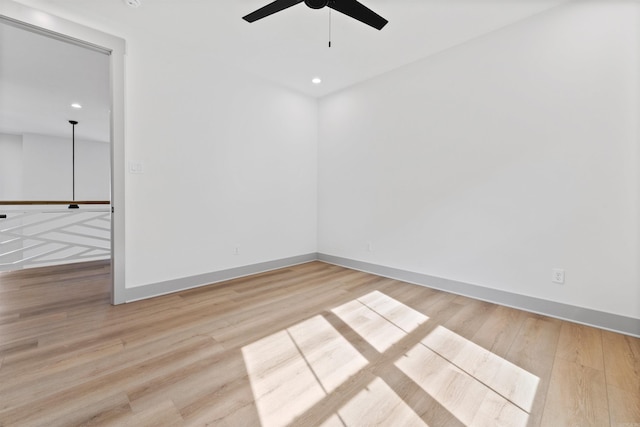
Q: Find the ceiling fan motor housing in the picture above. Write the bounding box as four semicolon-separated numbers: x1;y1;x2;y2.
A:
304;0;329;9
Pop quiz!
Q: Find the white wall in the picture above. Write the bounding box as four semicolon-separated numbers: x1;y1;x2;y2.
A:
8;0;319;288
9;0;637;322
21;133;71;200
124;49;318;286
0;132;23;199
318;1;640;319
19;133;109;200
75;137;110;200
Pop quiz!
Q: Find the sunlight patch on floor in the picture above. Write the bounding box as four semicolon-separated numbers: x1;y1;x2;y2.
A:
422;325;540;412
331;290;429;352
396;343;530;427
242;315;367;426
242;291;538;427
288;315;368;393
321;377;428;427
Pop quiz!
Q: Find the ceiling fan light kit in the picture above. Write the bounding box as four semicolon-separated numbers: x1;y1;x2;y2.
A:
243;0;388;30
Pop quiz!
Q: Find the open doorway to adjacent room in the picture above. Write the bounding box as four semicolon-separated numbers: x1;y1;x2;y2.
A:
0;4;125;304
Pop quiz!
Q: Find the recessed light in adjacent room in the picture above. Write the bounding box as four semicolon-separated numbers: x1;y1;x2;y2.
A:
71;103;82;109
312;77;322;85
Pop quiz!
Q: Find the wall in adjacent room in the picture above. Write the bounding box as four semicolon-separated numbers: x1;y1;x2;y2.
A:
318;1;640;319
74;137;110;200
0;132;23;199
21;133;70;200
20;133;109;201
0;132;109;201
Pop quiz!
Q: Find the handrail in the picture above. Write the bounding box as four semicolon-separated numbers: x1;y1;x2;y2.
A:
0;201;110;205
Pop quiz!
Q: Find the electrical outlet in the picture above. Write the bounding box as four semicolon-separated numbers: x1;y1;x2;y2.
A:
367;242;373;252
552;268;565;284
234;245;240;255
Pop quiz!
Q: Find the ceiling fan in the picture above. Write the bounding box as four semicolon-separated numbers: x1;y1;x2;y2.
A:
243;0;388;31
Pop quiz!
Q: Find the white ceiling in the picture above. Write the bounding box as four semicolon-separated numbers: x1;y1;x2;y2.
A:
1;0;571;141
0;20;111;142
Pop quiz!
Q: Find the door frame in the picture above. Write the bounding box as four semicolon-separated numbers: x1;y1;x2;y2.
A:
0;0;126;304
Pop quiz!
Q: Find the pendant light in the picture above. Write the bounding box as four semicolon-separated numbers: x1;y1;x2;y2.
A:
68;120;79;209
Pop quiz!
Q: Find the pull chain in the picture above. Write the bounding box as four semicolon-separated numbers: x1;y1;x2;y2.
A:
328;9;332;48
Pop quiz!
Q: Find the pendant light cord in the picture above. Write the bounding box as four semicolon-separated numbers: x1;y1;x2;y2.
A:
72;122;75;201
68;120;79;209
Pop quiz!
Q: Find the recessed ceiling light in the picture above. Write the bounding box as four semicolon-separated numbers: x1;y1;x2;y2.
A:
124;0;141;8
312;77;322;85
71;103;82;109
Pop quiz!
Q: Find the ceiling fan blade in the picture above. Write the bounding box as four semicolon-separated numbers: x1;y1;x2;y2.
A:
243;0;304;23
328;0;388;30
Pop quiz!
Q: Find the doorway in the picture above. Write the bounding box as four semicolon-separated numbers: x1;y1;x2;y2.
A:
0;3;125;304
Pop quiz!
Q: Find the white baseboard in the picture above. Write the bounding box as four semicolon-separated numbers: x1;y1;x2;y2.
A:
121;251;639;337
318;253;640;338
124;253;318;302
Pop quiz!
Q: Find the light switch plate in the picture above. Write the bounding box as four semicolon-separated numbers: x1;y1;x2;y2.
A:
129;161;144;174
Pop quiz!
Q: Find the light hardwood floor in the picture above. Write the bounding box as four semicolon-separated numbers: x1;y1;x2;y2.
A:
0;261;638;426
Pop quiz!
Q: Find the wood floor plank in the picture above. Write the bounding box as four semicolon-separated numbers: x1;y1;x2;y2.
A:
0;311;68;342
0;338;125;389
607;383;640;427
119;400;184;427
2;391;131;427
472;305;527;358
414;291;464;325
126;344;249;414
395;342;497;426
602;330;640;393
442;298;497;339
134;353;258;426
540;358;610;427
0;336;214;409
504;315;562;427
0;260;637;426
556;322;604;370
